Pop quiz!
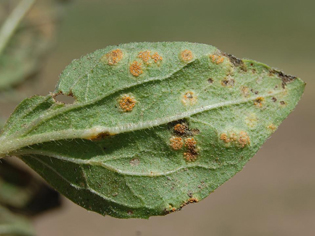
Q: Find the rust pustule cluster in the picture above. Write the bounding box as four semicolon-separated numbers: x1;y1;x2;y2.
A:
209;54;225;64
119;95;137;112
170;121;200;162
220;130;250;148
184;138;197;150
174;123;188;135
138;50;163;65
129;61;143;77
151;52;163;63
267;124;277;132
138;51;151;64
101;49;123;65
183;137;198;162
180;49;194;62
170;137;184;150
238;131;250;148
180;197;199;209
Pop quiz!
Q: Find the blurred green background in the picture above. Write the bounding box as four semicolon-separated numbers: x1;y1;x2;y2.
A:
3;0;315;235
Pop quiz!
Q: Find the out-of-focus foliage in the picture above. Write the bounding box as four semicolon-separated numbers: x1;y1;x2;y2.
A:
0;0;68;234
0;205;35;236
0;160;61;216
0;0;67;90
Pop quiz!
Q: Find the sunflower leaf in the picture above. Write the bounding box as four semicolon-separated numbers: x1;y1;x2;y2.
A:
0;42;305;218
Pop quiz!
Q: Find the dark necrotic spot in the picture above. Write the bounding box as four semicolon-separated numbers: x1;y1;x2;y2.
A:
222;52;246;71
208;78;214;84
221;78;235;87
269;69;297;88
272;97;277;102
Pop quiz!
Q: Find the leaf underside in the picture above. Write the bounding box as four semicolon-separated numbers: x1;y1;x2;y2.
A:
0;42;305;218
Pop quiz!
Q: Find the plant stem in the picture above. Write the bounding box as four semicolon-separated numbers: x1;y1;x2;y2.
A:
0;0;36;57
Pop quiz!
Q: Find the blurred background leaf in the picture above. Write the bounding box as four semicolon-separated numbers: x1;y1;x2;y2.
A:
0;159;61;216
0;0;67;91
0;0;67;234
0;205;35;236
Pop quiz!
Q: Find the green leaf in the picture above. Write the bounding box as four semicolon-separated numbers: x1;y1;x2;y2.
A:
0;42;305;218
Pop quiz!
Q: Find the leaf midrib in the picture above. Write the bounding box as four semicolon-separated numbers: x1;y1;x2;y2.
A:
1;89;288;157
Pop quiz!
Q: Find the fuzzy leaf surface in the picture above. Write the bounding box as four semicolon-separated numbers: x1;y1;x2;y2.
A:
0;42;305;218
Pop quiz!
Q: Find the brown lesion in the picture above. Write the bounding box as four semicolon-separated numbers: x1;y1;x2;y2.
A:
221;77;235;87
87;132;111;141
182;91;197;106
174;123;188;135
129;61;143;77
101;49;123;65
269;69;297;88
208;78;214;84
170;120;200;162
222;52;246;69
184;138;198;162
254;97;264;107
